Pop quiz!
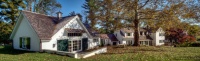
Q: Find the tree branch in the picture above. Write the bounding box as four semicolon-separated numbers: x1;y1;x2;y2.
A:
139;17;158;20
138;0;149;10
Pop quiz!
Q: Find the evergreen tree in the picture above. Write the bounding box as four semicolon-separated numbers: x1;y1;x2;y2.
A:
82;0;98;29
0;0;26;25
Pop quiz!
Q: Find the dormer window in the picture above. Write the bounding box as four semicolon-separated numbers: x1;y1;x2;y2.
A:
127;33;131;36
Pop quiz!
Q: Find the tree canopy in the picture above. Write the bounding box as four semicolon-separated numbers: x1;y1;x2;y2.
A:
83;0;200;46
25;0;62;16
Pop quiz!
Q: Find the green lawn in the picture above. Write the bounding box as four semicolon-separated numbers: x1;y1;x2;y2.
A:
0;45;200;61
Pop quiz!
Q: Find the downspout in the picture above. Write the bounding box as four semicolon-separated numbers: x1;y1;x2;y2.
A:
39;39;43;52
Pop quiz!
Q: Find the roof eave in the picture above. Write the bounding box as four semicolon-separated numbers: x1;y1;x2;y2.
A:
9;11;23;39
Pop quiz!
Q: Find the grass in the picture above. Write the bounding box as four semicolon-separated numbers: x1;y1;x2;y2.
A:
1;45;200;61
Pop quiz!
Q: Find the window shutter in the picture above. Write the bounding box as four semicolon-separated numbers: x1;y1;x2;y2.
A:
64;39;68;52
27;37;31;49
20;37;22;48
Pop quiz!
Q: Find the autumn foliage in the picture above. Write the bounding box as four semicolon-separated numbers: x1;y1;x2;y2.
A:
166;28;196;44
178;35;196;43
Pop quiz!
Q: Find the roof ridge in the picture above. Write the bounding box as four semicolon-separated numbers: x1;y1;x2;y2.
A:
22;10;56;18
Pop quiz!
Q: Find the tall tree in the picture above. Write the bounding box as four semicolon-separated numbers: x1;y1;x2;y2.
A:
83;0;200;46
116;0;200;46
188;25;200;37
0;0;26;25
0;21;13;43
25;0;61;16
68;11;76;16
83;0;124;33
24;0;36;11
85;0;200;46
82;0;99;29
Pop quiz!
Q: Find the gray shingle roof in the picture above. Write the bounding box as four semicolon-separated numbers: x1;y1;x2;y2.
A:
98;34;118;42
22;11;76;40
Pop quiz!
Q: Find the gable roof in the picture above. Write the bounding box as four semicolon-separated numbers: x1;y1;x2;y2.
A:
108;34;118;42
148;27;164;33
10;11;84;40
121;28;134;33
23;11;76;40
98;34;109;39
98;34;118;42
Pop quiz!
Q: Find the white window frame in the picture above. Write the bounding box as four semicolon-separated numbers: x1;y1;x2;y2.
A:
68;39;82;52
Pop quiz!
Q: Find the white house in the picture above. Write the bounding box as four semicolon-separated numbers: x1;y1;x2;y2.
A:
10;11;100;52
114;28;134;45
149;27;165;46
97;34;119;46
113;27;165;46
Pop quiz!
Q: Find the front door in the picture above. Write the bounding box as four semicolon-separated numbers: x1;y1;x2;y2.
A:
82;38;88;51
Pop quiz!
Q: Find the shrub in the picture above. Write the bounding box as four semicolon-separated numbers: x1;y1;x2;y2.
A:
190;43;200;47
176;42;200;47
178;35;196;44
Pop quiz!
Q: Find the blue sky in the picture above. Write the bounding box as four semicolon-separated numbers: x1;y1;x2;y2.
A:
57;0;85;17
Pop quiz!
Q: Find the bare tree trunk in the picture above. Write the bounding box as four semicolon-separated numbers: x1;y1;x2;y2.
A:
133;0;140;46
133;17;140;46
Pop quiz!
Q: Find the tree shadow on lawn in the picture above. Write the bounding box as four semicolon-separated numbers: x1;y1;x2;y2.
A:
103;46;165;55
0;45;36;55
173;55;200;61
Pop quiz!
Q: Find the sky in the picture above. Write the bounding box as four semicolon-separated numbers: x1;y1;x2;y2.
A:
57;0;85;17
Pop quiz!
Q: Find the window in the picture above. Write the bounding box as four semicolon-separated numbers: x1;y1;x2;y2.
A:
93;39;98;42
73;41;78;51
159;33;165;36
140;41;142;45
139;41;149;45
68;33;82;37
68;41;72;52
145;41;148;45
53;44;55;48
159;40;164;43
68;40;81;52
140;32;143;35
19;37;30;49
127;33;131;36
